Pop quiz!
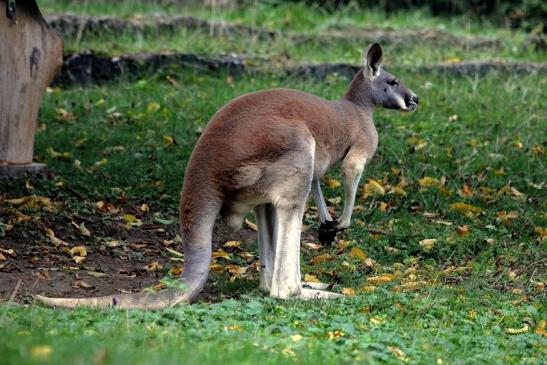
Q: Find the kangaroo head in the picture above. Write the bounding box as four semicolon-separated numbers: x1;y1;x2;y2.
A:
362;43;419;112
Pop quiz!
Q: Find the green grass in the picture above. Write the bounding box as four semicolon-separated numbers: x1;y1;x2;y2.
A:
39;1;546;65
1;288;545;365
1;2;546;364
1;67;546;364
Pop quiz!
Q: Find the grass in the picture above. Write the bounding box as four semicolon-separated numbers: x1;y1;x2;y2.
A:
1;67;545;364
1;2;546;364
1;288;545;365
39;1;545;65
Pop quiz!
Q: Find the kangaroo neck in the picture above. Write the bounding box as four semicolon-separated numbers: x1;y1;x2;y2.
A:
342;69;375;112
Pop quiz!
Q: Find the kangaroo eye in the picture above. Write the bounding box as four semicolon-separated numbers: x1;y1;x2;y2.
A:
387;79;398;86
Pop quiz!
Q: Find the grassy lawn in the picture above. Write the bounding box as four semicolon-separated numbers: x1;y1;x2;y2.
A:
1;2;546;365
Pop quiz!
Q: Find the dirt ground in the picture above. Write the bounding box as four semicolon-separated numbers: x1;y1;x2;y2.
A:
0;214;260;304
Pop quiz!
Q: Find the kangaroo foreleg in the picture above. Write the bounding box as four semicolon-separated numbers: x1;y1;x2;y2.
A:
338;152;367;229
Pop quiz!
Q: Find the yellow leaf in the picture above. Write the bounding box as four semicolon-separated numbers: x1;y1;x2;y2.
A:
73;256;86;263
213;249;231;260
304;273;320;283
291;334;303;342
391;186;407;197
223;240;241;248
30;345;52;360
534;226;547;238
360;285;376;292
140;204;150;212
309;253;332;265
46;147;71;159
55;107;76;121
456;225;470;236
418;176;439;187
535;320;547;336
70;246;87;257
123;214;142;226
45;228;68;246
388;346;408;361
147;102;160;113
446;56;462;63
325;177;341;189
349;247;367;262
367;273;396;283
341;287;356;296
244;218;257;231
78;223;91;237
363;179;385;195
143;261;163;271
419;238;437;252
505;324;529;334
327;329;344;339
224;324;241;331
227;264;247;276
449;202;482;215
163;135;175;146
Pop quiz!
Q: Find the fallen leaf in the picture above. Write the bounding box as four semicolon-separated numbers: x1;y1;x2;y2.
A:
123;214;142;227
163;135;175;146
456;225;470;235
419;238;437;252
341;287;356;296
363;179;385;196
46;147;71;159
45;228;68;246
147;102;160;113
304;273;320;283
224;240;241;248
291;334;303;342
535;320;547;336
367;273;396;283
78;223;91;237
349;247;367;262
309;254;332;265
388;346;408;361
144;261;163;272
505;324;529;334
140;204;150;212
70;246;87;257
213;249;231;260
0;253;6;261
30;345;52;360
418;176;439;187
87;271;106;278
72;280;92;289
325;177;341;188
449;202;482;215
244;218;257;231
304;242;322;250
166;247;184;257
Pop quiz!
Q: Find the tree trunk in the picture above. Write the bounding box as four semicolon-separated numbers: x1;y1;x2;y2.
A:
0;0;63;175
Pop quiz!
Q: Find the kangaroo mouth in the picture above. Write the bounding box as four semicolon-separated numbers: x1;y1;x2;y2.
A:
403;95;419;112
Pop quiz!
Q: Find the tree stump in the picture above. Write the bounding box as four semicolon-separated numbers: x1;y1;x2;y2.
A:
0;0;63;176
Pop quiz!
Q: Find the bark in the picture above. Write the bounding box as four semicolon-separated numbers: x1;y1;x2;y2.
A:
0;0;63;167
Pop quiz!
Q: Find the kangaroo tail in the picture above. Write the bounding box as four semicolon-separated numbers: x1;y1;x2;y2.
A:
35;189;222;309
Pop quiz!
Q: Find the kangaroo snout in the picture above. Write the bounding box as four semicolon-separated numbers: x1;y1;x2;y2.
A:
404;93;419;111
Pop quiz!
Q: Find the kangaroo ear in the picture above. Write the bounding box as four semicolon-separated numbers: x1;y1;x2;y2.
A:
363;43;383;78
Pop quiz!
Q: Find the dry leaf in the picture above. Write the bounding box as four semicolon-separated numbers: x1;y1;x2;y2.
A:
341;287;356;296
449;202;482;215
30;345;52;360
456;225;470;235
304;242;322;250
213;249;231;260
45;228;68;246
78;223;91;237
0;253;6;261
144;261;163;272
349;247;367;262
367;273;396;283
418;176;439;187
363;179;385;196
244;218;257;231
140;204;150;212
309;254;332;265
147;102;160;113
224;240;241;248
505;324;529;334
325;177;341;188
388;346;408;361
304;273;320;283
419;238;437;252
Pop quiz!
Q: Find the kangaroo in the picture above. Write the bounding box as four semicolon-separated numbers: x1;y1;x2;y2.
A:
36;43;418;309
